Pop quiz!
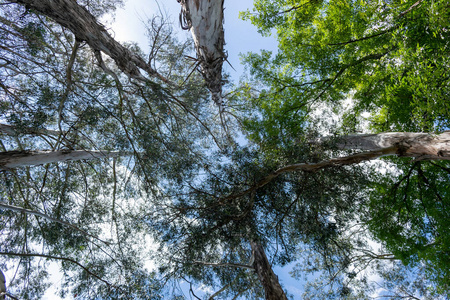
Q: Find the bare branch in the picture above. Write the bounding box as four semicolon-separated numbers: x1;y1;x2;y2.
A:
0;123;60;137
0;149;128;169
224;132;450;202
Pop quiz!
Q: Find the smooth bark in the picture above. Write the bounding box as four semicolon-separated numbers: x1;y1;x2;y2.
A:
0;269;5;300
250;241;288;300
179;0;225;105
0;149;123;169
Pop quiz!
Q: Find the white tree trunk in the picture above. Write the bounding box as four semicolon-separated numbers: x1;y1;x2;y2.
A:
179;0;225;105
0;269;5;300
333;132;450;160
0;150;123;170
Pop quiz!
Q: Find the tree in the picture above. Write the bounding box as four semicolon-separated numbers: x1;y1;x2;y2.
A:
0;1;213;298
240;0;449;133
238;0;449;296
178;0;226;106
0;0;449;299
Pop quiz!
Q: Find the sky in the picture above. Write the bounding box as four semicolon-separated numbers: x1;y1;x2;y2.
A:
112;1;304;299
36;1;292;299
111;0;279;81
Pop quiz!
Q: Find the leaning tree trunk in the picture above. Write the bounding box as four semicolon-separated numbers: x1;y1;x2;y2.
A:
0;150;124;170
0;123;60;137
328;132;450;160
10;0;167;83
250;241;288;300
226;132;450;200
178;0;226;107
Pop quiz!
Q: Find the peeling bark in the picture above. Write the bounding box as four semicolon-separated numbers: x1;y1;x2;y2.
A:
331;132;450;161
0;149;123;169
179;0;226;106
10;0;168;83
250;241;288;300
225;132;450;201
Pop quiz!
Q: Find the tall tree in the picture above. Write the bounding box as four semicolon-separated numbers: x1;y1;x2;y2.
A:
178;0;226;106
237;0;449;297
0;0;448;299
0;1;215;298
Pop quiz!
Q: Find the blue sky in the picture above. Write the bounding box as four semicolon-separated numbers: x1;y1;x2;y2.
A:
112;1;302;298
33;1;300;299
111;0;278;81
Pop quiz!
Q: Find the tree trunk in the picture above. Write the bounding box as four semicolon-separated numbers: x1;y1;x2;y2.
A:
250;241;288;300
179;0;225;106
10;0;167;82
0;150;123;170
228;132;450;200
0;269;5;300
332;132;450;160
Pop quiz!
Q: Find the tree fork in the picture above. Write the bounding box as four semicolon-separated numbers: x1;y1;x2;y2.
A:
178;0;226;106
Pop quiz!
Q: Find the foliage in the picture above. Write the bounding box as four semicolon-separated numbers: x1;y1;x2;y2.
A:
240;0;450;135
0;1;214;298
239;0;450;297
0;0;449;299
366;159;450;296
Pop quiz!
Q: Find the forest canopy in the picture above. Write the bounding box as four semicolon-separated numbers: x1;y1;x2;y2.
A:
0;0;449;299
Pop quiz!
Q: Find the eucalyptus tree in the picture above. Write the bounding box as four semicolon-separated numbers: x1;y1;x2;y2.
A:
0;0;218;298
236;0;449;297
1;0;449;299
178;0;226;107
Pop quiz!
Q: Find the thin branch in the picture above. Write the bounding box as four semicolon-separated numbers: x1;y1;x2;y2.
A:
327;27;397;46
0;251;116;289
0;292;19;300
399;0;425;17
209;282;231;300
222;146;398;202
193;260;254;271
0;202;110;245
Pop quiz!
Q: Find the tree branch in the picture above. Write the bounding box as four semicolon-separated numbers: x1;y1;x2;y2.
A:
0;149;128;169
0;251;115;288
224;132;450;202
193;260;254;270
0;123;60;137
10;0;170;83
0;202;110;245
